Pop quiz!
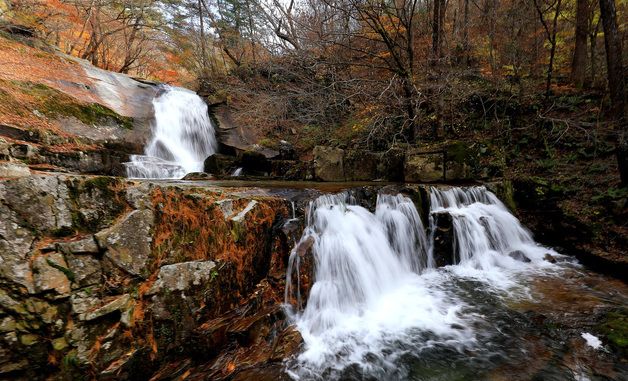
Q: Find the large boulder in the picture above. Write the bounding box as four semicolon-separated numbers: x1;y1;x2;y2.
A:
344;150;379;181
431;211;455;266
95;209;154;278
147;260;217;296
204;153;236;175
313;146;345;181
405;153;444;183
238;150;271;175
0;175;73;234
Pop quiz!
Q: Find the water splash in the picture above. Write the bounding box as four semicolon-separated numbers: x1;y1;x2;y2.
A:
285;193;472;378
429;186;560;286
125;86;217;179
286;186;560;379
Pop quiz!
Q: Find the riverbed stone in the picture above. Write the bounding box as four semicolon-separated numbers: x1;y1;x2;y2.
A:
239;150;271;175
431;211;455;266
508;250;531;263
231;200;259;223
313;146;344;181
95;209;154;277
70;290;101;315
204;153;236;175
81;294;131;321
216;199;234;219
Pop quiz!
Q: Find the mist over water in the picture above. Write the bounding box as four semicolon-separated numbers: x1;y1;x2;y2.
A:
285;187;568;380
125;86;217;179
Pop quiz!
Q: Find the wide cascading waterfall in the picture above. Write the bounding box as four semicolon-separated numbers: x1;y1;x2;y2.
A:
286;187;562;380
285;193;473;379
125;86;217;179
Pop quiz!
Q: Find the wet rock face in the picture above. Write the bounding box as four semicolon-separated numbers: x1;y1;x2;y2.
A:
431;211;455;267
0;174;300;380
204;153;236;175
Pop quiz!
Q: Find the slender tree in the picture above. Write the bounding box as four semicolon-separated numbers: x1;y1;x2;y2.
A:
599;0;626;184
533;0;563;96
571;0;589;88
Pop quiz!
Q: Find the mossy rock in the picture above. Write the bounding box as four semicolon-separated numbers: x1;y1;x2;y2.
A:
597;309;628;356
4;80;134;129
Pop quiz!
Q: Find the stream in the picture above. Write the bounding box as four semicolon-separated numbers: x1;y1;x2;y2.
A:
278;186;627;381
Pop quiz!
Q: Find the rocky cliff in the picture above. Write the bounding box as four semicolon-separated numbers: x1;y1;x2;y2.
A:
0;174;303;380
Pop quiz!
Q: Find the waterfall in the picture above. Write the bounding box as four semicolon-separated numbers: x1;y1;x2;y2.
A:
428;186;559;284
125;86;217;179
286;186;560;379
285;192;472;378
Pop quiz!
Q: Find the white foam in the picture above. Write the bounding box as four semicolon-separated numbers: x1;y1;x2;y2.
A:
581;332;602;349
285;187;562;378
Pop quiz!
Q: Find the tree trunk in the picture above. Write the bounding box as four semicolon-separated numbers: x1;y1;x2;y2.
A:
402;76;416;142
571;0;589;87
599;0;625;118
589;19;600;87
432;0;445;63
619;138;628;185
599;0;627;184
198;0;209;77
463;0;470;65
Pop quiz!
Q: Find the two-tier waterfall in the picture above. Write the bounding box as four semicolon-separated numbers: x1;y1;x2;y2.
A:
125;86;217;179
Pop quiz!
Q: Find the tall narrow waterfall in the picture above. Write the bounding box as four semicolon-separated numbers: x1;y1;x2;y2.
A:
125;86;217;179
286;186;560;379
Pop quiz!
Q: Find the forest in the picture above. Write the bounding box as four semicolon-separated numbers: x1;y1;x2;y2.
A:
4;0;626;140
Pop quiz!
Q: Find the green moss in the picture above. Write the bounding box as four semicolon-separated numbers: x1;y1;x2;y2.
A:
598;310;628;355
46;258;76;283
445;141;473;164
83;176;119;194
259;138;279;150
7;80;134;129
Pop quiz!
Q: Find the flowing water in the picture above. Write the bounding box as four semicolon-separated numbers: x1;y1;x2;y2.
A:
285;186;627;381
125;86;217;179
